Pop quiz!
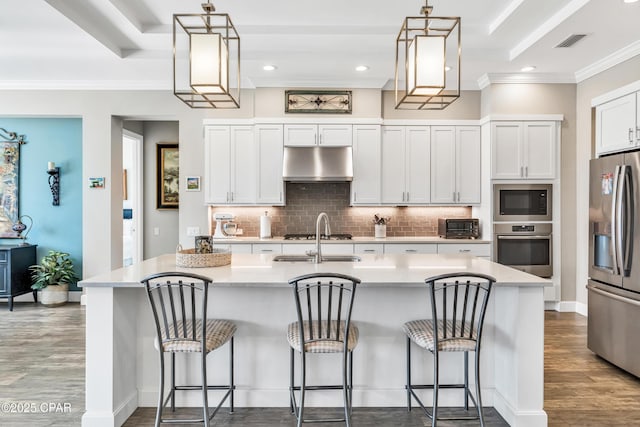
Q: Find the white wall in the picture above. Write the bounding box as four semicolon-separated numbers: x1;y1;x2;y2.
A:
575;55;640;306
142;121;179;259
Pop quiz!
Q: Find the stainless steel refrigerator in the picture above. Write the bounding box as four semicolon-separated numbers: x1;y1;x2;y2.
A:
588;150;640;377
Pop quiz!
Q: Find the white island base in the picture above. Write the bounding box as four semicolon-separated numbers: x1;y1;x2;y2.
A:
80;253;549;427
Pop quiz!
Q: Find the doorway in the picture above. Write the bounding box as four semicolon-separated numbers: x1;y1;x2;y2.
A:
123;130;143;266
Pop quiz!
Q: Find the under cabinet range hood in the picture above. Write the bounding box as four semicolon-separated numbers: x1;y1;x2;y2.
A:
283;146;353;182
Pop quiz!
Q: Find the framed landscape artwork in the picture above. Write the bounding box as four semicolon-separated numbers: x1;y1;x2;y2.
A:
0;141;21;238
157;143;179;209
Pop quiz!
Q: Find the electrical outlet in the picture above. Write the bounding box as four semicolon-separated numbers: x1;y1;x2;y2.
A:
187;226;200;236
153;227;160;236
236;228;243;235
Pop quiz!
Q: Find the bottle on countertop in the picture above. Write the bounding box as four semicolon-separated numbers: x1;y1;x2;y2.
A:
260;211;272;238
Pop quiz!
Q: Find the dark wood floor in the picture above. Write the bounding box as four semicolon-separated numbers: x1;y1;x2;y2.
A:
1;303;640;426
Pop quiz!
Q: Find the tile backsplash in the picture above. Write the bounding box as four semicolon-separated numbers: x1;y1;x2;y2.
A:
209;183;472;238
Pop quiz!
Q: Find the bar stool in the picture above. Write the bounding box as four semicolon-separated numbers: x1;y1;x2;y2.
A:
141;272;236;427
287;272;361;427
403;272;495;427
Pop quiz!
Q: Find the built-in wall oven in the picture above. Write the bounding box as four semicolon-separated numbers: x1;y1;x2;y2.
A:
493;223;553;278
493;183;552;222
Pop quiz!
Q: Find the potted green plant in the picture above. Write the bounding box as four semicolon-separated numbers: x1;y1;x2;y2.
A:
30;250;79;307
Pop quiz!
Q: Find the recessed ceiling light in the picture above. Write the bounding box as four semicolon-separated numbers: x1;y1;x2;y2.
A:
624;0;638;4
521;66;536;72
445;66;452;72
355;65;369;72
263;65;277;71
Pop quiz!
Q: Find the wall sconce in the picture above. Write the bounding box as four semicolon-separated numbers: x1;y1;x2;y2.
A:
47;162;60;206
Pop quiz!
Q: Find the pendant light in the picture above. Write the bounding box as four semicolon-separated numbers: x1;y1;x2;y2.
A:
173;1;240;108
395;0;460;110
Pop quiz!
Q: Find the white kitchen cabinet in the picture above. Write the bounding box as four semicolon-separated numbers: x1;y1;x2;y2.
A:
381;126;430;204
255;125;284;205
214;243;251;254
595;92;639;156
491;121;557;180
283;124;352;146
437;243;490;258
351;125;381;205
383;243;437;254
430;126;480;204
252;243;283;255
204;125;256;204
354;243;383;254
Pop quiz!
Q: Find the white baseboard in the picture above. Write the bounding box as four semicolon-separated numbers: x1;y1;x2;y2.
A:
544;300;587;317
493;389;548;427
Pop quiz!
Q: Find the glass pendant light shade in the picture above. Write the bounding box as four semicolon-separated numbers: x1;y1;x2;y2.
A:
190;33;228;94
407;35;446;96
395;5;460;110
173;3;240;109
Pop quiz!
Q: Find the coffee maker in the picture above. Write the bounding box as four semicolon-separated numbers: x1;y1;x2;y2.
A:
213;213;238;238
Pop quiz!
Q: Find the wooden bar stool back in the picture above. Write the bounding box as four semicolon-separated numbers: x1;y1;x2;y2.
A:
142;271;236;427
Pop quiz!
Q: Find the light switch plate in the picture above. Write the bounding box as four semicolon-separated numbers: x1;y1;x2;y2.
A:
187;226;200;236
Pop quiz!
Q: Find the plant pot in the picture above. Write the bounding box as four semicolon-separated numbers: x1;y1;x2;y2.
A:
39;283;69;307
374;224;387;238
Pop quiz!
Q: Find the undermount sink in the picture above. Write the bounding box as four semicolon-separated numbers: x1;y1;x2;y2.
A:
273;255;361;263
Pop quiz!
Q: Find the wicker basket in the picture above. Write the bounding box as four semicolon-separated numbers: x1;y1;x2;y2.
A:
176;246;231;268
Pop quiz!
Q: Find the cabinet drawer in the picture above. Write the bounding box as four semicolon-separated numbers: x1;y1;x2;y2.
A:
252;244;283;254
354;244;383;254
384;244;437;254
438;243;490;257
227;244;252;254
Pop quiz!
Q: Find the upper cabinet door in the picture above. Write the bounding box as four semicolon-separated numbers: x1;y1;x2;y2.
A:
230;126;256;204
491;122;523;179
595;93;637;156
204;126;231;204
284;124;317;146
430;126;456;204
381;127;406;204
405;127;430;204
255;125;284;205
523;122;556;179
318;124;353;146
351;125;381;205
456;126;481;204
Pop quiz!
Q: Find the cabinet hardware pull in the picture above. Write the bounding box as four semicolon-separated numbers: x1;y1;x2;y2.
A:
520;166;523;177
453;191;456;201
525;166;528;177
261;249;273;252
354;192;357;202
459;249;471;253
405;249;417;253
316;133;318;145
630;128;635;143
406;192;409;201
457;192;461;202
637;127;640;142
364;249;375;253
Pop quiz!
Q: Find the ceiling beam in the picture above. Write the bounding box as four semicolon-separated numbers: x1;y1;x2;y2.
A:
489;0;526;35
509;0;591;60
45;0;139;58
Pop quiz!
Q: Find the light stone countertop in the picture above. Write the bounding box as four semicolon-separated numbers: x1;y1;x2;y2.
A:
212;236;491;244
80;253;547;288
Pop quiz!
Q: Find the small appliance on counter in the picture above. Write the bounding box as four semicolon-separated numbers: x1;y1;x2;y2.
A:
213;212;238;238
438;218;480;239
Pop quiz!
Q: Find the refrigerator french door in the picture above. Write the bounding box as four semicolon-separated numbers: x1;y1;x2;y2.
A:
588;150;640;377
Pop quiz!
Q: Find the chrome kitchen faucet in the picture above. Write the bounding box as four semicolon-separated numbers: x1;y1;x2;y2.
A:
313;212;331;263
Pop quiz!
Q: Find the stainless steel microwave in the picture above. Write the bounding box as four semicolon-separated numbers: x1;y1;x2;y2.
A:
493;184;552;222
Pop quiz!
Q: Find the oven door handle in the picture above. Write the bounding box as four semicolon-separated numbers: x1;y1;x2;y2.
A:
497;235;551;240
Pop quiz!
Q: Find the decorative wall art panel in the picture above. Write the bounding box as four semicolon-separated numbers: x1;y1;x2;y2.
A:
285;90;352;114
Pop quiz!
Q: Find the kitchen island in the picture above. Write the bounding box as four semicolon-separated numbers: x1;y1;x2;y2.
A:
80;253;549;427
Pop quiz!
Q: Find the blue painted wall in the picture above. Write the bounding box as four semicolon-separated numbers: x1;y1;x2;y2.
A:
0;118;83;290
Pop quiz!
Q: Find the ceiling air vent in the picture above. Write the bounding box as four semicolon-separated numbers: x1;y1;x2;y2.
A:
555;34;587;48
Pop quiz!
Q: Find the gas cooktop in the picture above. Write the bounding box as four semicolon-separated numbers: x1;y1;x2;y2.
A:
283;233;353;241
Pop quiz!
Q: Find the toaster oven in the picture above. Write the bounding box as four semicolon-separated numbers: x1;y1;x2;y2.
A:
438;218;480;239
